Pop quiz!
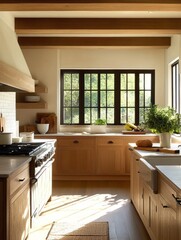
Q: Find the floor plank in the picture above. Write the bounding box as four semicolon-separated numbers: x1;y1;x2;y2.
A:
27;181;151;240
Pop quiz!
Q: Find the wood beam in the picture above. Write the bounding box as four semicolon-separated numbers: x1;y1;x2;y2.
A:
18;37;171;48
0;0;181;11
15;18;181;35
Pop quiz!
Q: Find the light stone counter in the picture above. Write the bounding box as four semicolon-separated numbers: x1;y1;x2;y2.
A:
0;156;31;177
156;165;181;191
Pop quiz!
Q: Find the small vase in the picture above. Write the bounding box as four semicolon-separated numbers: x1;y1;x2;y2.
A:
159;132;171;148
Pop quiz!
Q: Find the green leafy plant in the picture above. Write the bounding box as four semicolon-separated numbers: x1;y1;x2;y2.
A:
143;105;181;133
93;118;107;125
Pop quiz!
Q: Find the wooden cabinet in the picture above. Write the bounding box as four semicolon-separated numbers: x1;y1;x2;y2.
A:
139;178;158;240
16;83;48;109
0;162;30;240
130;148;181;240
36;134;159;180
157;174;179;240
130;150;140;211
54;136;96;179
96;137;125;176
130;149;158;240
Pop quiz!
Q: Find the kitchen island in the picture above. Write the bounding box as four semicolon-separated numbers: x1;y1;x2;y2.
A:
129;144;181;240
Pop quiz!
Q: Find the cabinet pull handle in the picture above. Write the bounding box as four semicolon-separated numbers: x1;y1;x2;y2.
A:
136;159;139;161
172;194;181;205
128;148;133;151
161;203;168;208
73;140;79;144
19;178;25;182
107;141;114;144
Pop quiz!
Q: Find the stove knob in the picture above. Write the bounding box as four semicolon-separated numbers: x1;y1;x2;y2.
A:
35;160;43;167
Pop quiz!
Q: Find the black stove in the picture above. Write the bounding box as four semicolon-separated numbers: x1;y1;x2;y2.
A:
0;142;45;156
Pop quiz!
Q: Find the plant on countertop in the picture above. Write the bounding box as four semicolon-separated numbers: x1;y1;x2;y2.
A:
93;118;107;125
143;104;181;134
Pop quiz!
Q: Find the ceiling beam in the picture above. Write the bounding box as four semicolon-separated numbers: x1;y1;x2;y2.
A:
18;37;171;48
0;0;181;11
15;18;181;35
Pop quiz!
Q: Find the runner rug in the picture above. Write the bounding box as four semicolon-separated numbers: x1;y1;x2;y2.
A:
46;221;109;240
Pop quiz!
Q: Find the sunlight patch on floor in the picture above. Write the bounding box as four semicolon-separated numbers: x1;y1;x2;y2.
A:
28;193;128;239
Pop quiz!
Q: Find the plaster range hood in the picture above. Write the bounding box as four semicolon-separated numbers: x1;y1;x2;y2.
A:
0;19;35;92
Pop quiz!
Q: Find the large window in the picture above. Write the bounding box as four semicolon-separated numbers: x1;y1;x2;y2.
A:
172;60;180;113
60;70;155;125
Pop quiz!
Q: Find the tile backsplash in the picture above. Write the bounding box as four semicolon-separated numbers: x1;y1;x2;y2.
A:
0;92;16;136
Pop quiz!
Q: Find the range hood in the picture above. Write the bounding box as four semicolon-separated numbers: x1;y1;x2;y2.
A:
0;18;35;92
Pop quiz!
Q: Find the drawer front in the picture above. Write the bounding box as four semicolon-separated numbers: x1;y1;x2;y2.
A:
10;166;29;196
57;137;95;147
159;178;177;211
96;137;123;145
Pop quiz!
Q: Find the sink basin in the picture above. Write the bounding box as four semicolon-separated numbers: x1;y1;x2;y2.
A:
139;156;181;193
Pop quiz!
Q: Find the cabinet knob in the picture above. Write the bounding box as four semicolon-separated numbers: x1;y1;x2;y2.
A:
107;141;114;144
73;140;79;144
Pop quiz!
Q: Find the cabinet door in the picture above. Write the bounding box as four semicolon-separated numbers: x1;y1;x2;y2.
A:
158;195;178;240
96;137;124;175
158;176;179;240
10;184;30;240
139;180;158;240
130;151;140;211
56;137;96;176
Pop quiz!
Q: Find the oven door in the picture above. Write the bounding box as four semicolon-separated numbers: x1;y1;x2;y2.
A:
30;159;54;226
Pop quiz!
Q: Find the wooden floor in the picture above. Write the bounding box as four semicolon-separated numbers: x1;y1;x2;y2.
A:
27;180;151;240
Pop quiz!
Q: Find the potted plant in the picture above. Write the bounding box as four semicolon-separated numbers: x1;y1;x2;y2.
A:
90;118;107;134
143;104;181;147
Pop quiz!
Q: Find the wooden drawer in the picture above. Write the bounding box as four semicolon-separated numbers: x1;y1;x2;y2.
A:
10;164;29;196
96;137;123;145
159;177;177;211
57;137;95;147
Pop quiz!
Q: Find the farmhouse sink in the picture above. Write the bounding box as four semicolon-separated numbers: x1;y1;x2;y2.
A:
139;156;181;193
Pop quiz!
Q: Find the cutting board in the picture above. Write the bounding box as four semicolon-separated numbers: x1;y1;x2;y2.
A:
122;131;146;134
36;113;57;133
134;146;180;154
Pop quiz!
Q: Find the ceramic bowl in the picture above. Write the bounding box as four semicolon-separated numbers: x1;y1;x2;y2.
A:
37;124;49;134
25;95;40;102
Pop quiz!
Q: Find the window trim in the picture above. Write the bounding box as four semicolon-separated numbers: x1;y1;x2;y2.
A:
60;69;155;125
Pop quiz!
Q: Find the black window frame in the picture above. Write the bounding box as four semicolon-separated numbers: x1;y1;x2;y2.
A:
172;60;180;113
60;69;155;125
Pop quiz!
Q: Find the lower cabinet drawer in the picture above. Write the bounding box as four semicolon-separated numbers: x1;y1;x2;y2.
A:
159;178;177;211
10;165;29;196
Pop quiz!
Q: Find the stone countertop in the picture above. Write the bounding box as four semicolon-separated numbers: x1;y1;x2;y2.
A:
156;165;181;191
0;156;31;178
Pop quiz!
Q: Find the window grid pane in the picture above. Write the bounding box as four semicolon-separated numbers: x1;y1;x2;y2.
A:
61;70;154;125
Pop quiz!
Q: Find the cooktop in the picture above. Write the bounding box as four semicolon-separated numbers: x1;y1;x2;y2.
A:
0;142;45;155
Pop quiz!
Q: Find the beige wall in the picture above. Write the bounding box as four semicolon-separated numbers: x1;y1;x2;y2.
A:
18;47;165;129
